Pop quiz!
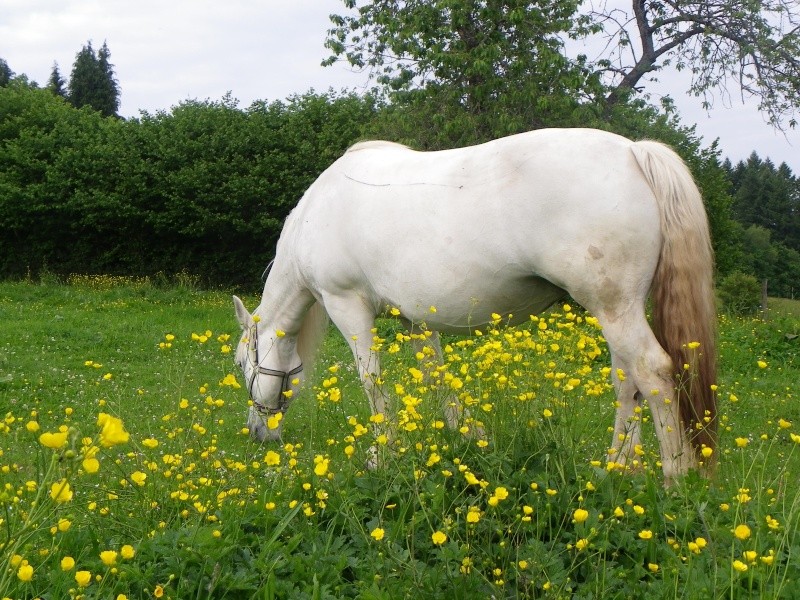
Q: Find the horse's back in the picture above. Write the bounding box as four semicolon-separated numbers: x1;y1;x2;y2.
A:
292;129;663;327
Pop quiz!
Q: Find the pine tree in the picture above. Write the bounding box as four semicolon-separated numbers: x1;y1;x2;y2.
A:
47;62;67;98
68;41;119;117
0;58;13;87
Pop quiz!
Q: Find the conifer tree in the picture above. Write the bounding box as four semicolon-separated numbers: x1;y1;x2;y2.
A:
68;41;119;117
47;62;68;98
0;58;13;87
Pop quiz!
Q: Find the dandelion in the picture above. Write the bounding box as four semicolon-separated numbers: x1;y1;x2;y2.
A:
431;531;447;545
370;527;385;541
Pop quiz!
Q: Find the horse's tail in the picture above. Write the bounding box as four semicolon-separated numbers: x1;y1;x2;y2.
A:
630;140;718;463
297;301;330;383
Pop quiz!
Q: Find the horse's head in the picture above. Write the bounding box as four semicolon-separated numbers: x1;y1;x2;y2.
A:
233;295;304;442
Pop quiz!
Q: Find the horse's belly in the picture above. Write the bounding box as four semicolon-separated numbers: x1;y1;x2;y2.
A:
384;274;566;333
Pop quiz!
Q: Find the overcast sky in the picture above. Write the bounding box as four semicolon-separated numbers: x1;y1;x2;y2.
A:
2;0;797;172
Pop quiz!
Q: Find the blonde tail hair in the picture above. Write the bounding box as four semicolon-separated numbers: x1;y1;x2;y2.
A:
631;140;718;462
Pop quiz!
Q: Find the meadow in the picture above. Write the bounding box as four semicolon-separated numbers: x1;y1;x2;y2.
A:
0;276;799;599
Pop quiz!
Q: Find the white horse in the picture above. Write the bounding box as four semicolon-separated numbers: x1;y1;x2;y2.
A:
233;128;717;484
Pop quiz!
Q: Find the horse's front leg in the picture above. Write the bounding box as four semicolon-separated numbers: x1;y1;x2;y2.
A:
325;296;389;468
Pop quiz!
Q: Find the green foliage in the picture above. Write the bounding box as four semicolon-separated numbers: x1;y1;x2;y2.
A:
67;41;120;117
718;271;763;316
327;0;604;146
0;87;376;288
1;280;799;598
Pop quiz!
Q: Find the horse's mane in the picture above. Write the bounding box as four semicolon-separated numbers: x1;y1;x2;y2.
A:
346;140;411;153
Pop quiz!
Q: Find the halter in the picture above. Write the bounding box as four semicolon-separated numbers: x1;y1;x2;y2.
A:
246;322;303;417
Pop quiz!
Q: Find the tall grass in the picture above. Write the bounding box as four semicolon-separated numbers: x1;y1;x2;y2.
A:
0;278;798;599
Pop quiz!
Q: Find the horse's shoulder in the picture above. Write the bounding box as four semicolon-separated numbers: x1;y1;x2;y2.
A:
346;140;412;154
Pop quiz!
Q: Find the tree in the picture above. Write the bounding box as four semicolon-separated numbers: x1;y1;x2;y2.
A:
328;1;800;129
68;41;119;117
589;0;800;128
47;62;68;98
727;152;799;251
0;58;13;87
325;0;603;143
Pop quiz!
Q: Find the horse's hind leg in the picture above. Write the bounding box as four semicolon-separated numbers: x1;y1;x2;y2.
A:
598;312;694;484
607;355;643;470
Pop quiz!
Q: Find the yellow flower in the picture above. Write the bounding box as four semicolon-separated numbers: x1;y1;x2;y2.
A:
573;508;589;523
82;456;100;473
757;360;767;369
61;556;76;571
370;527;385;541
701;447;713;458
734;524;751;540
639;530;653;540
466;507;482;523
431;531;447;545
735;437;749;448
154;585;165;598
75;570;92;587
17;563;34;582
732;560;748;573
542;408;553;418
57;518;72;532
97;413;129;447
120;545;135;560
39;431;68;449
131;471;147;486
575;538;589;551
100;550;118;566
648;563;659;573
26;420;40;433
264;451;280;466
50;479;73;503
313;455;330;476
142;438;159;449
778;418;791;429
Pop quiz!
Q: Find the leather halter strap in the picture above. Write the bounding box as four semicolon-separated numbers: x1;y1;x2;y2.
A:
246;323;302;415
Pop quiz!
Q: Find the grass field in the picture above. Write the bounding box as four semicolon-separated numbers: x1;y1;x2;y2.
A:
1;277;798;599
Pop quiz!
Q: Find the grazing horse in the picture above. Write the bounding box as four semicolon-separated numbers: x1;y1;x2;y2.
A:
233;128;717;484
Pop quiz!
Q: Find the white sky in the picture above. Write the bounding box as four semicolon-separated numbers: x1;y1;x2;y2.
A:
1;0;797;172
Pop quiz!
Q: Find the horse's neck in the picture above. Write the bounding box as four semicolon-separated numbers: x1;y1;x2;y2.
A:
255;262;314;336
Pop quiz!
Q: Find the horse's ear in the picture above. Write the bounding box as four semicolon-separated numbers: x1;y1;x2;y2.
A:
232;295;253;330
